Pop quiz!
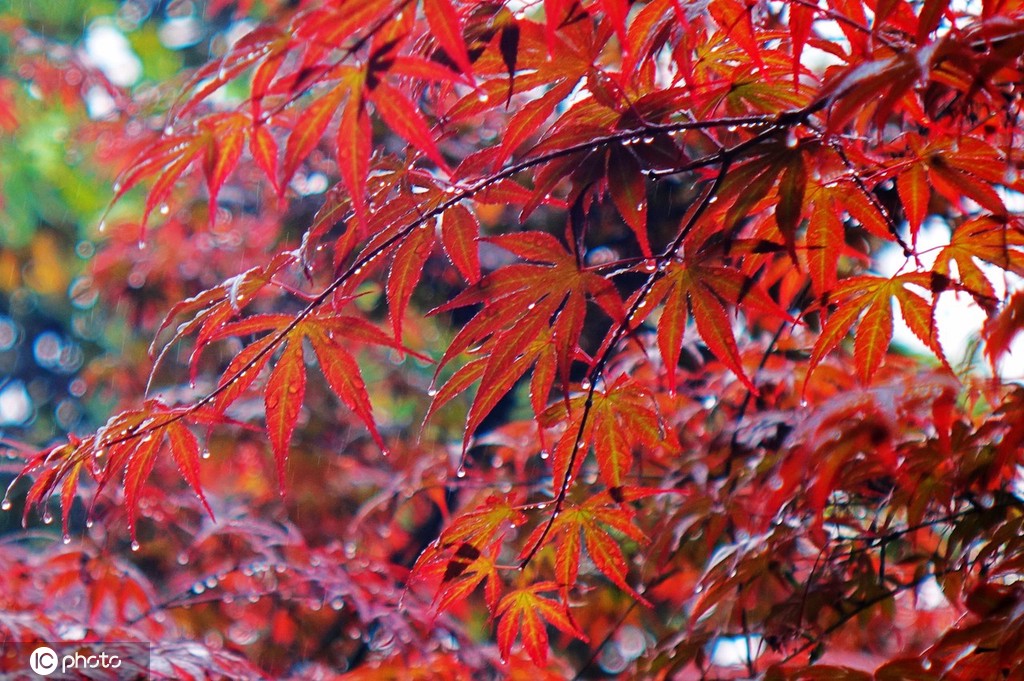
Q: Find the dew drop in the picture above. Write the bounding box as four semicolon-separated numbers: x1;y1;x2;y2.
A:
177;552;189;565
427;388;438;397
1;499;11;511
85;518;94;528
456;468;466;478
540;450;550;460
131;541;141;552
42;511;53;525
62;534;71;544
164;125;174;135
331;597;345;610
97;221;107;233
159;204;170;215
201;449;211;460
478;92;490;103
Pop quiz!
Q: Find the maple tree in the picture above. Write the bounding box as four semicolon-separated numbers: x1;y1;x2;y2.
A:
3;0;1024;677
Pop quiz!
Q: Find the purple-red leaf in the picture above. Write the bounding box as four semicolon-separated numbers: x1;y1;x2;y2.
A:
368;81;448;170
265;339;306;492
608;145;651;257
440;204;481;283
165;421;213;518
387;221;436;341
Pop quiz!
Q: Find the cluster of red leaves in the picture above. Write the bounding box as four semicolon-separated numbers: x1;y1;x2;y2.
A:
7;0;1024;677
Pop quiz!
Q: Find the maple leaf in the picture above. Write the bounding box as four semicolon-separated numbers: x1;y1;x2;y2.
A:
336;92;372;224
520;494;650;604
933;215;1024;310
281;81;349;188
165;420;213;519
210;311;419;487
897;160;929;242
429;231;623;448
265;338;305;492
808;273;948;386
540;376;668;490
434;494;526;551
419;542;503;614
109;133;205;227
424;0;473;76
387;219;436;341
367;81;449;171
645;257;792;393
608;144;652;257
149;253;294;388
439;204;481;283
495;582;587;665
412;495;524;613
983;290;1024;370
